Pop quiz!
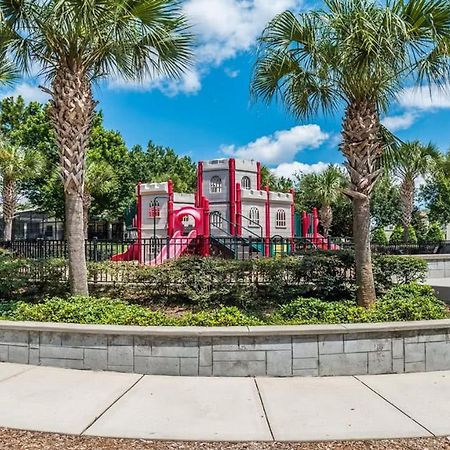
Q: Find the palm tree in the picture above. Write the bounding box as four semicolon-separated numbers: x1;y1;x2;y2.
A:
298;165;345;237
2;0;193;294
251;0;450;307
0;136;41;241
384;141;439;242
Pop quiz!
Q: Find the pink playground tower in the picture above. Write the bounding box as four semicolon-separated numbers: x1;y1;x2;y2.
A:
113;158;334;264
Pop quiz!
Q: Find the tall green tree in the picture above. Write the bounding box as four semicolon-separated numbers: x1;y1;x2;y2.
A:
127;143;197;193
3;0;194;294
83;160;117;238
384;141;439;241
251;0;450;306
260;166;294;192
295;165;345;237
421;151;450;225
370;175;402;228
0;136;41;240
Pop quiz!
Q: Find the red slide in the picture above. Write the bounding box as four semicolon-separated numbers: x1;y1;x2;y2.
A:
111;242;140;261
148;229;197;266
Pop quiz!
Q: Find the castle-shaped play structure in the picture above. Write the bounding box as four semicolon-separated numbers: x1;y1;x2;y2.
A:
112;158;331;265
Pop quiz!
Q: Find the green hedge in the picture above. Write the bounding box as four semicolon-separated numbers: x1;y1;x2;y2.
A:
2;284;447;326
0;251;428;306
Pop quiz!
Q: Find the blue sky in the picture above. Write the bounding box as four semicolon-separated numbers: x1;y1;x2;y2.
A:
2;0;450;179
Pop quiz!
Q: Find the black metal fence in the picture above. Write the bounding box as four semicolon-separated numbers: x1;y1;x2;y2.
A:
1;237;448;265
0;236;354;263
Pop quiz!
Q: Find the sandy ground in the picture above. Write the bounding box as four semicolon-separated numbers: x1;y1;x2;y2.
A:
0;429;449;450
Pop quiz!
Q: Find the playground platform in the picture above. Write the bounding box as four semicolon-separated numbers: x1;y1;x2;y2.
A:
0;362;449;442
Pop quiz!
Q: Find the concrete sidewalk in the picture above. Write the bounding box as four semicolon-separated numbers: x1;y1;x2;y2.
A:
0;363;449;442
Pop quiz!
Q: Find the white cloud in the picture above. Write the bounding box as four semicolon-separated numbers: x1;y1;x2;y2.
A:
0;83;49;103
184;0;301;66
381;112;417;131
221;125;329;165
272;161;329;179
224;68;240;78
398;85;450;110
113;0;303;94
109;68;202;96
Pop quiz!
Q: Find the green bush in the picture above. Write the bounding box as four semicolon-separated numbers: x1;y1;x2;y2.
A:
407;225;418;244
389;225;404;245
0;251;429;306
371;228;388;245
181;306;263;326
371;284;448;322
10;296;176;326
373;255;427;292
3;283;447;326
270;283;448;325
427;222;444;243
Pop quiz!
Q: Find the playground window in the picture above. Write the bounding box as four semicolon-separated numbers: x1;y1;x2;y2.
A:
211;211;223;229
148;200;161;218
248;207;260;228
210;176;222;193
241;176;251;190
276;209;286;228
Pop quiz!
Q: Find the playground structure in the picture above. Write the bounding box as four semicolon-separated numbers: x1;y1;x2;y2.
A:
112;158;332;264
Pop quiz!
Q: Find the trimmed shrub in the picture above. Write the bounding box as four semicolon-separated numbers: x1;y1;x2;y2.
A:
371;228;388;245
389;224;404;245
407;225;418;244
10;297;175;326
371;284;448;322
427;222;445;243
373;255;427;293
3;283;447;326
0;251;429;306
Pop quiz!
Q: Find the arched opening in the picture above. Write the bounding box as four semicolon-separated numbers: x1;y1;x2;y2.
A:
248;207;260;228
210;211;223;229
148;199;161;218
276;209;287;228
210;176;222;193
241;176;251;190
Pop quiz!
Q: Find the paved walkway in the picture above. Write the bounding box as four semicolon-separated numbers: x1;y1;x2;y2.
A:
0;363;449;442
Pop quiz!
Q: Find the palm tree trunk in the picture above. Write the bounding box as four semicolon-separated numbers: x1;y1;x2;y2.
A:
2;178;16;241
400;178;414;243
319;204;332;238
83;192;92;240
45;66;96;296
342;100;382;307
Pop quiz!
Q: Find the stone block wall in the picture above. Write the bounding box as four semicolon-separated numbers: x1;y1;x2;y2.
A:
0;321;449;377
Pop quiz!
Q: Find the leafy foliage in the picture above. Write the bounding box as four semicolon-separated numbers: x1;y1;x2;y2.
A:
427;222;445;243
371;228;388;245
371;176;402;228
389;225;404;245
3;283;447;326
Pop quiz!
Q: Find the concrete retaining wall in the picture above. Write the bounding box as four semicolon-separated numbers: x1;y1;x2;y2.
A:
1;320;449;377
418;254;450;279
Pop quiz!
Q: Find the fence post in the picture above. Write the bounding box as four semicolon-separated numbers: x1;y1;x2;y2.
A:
93;237;98;262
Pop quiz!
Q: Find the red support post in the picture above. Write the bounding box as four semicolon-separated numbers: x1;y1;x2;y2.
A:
167;180;174;238
289;188;295;254
264;185;270;257
236;182;242;237
202;196;210;256
312;207;319;240
256;161;262;190
196;161;204;208
229;158;236;235
137;182;142;264
289;189;295;240
302;211;308;237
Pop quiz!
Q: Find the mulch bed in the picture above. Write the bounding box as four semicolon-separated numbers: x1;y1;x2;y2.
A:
0;429;449;450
